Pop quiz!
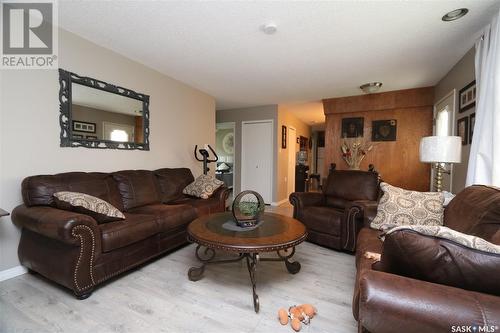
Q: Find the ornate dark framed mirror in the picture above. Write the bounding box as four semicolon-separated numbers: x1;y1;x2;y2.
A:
59;69;150;150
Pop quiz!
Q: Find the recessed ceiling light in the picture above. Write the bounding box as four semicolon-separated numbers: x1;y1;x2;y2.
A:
262;23;277;35
360;82;383;94
442;8;468;22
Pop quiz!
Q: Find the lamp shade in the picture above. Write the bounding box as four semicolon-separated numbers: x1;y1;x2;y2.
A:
420;136;462;163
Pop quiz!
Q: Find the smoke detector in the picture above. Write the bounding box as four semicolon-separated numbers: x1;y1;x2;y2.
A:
262;23;277;35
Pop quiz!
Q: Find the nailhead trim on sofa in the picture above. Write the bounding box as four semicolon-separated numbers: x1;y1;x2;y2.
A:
71;225;96;292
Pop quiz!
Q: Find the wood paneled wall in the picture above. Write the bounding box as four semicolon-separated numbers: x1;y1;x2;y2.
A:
323;87;434;191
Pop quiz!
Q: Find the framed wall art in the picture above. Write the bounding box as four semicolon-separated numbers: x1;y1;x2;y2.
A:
341;117;364;138
469;113;475;144
372;119;397;141
72;120;96;133
281;125;287;149
459;80;476;113
457;117;469;146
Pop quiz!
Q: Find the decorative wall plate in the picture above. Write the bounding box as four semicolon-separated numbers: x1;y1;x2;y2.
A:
222;132;234;154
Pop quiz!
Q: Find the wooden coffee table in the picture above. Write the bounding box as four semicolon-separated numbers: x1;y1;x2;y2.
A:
187;212;307;313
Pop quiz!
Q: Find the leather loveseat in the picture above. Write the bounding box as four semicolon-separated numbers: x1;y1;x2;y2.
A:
12;168;230;299
353;185;500;333
289;170;379;252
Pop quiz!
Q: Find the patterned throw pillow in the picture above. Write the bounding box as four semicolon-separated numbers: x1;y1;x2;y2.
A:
385;225;500;254
370;182;444;230
183;175;224;199
54;191;125;224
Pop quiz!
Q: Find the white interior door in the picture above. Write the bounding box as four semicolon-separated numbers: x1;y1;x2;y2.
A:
287;127;296;197
241;120;273;204
432;90;456;192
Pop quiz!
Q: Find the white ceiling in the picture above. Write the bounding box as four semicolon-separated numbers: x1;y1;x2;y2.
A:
59;0;499;120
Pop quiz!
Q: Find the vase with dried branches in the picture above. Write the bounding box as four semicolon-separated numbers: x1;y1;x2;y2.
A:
340;137;373;170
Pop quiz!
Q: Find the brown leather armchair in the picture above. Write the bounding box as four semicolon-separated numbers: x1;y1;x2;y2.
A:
289;170;379;251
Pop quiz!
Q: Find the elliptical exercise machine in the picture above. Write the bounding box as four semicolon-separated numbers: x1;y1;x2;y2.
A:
194;144;219;175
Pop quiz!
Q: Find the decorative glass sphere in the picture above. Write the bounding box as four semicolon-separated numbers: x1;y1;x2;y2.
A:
232;191;265;228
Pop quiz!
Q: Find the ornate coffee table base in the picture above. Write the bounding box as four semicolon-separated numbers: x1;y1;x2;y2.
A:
187;245;301;313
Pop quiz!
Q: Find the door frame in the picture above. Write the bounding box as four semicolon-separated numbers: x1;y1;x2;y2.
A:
432;89;456;192
287;126;297;198
216;122;236;192
241;119;274;204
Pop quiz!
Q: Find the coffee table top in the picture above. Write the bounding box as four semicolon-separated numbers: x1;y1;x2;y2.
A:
187;212;307;253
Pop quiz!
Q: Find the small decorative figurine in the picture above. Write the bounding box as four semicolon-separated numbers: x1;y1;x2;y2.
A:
277;304;318;331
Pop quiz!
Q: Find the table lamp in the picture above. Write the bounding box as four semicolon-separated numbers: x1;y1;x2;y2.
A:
419;136;461;192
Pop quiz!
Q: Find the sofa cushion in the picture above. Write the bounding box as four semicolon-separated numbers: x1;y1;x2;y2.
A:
129;204;196;232
53;191;125;224
323;170;379;202
155;168;195;203
112;170;161;211
183;175;224;199
325;196;350;210
300;206;343;236
99;213;159;252
371;182;444;230
21;172;123;211
444;185;500;243
171;196;222;216
377;227;500;296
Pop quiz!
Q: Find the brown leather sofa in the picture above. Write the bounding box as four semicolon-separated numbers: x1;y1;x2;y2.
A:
353;185;500;333
289;170;379;251
12;168;230;299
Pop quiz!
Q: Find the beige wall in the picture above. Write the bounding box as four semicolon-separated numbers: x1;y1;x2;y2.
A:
0;28;215;272
277;105;312;203
434;47;475;193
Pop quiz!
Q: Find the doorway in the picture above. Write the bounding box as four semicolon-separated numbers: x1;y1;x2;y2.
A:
287;127;296;198
103;122;135;142
215;122;236;195
432;90;456;192
241;120;274;204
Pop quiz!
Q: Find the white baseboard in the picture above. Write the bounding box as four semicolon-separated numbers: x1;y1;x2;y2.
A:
0;265;28;282
270;199;288;207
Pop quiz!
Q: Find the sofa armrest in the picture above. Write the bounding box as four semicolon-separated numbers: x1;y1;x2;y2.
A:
13;204;101;296
378;229;500;296
359;270;500;333
350;200;378;227
212;186;231;210
341;200;377;251
12;205;100;249
289;192;325;218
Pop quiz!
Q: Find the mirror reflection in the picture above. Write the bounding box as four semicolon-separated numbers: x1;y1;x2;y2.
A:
71;83;145;143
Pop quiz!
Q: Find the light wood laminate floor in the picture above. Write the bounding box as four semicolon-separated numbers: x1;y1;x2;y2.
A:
0;205;358;333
